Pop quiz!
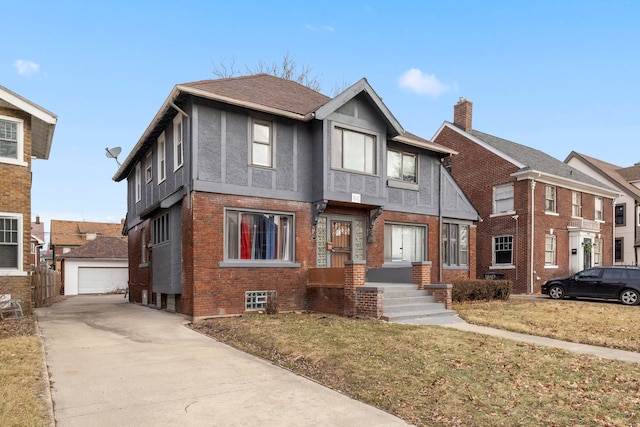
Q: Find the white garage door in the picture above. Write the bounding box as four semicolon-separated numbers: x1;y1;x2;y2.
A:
78;267;128;294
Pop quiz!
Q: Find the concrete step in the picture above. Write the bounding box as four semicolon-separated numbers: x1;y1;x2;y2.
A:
383;296;438;307
383;302;446;315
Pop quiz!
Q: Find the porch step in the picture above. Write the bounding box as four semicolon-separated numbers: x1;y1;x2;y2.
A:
369;282;464;325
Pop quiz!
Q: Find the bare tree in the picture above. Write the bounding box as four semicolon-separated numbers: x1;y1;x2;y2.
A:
213;51;323;92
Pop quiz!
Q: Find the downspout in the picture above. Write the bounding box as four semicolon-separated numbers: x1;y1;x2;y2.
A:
438;163;444;283
530;180;536;294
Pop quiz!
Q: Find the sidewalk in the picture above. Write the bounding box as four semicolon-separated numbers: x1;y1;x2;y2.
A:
37;295;410;427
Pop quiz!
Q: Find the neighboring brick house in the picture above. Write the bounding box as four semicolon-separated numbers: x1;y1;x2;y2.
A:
49;219;125;270
113;74;479;319
58;236;128;295
433;98;619;294
0;86;57;308
565;152;640;266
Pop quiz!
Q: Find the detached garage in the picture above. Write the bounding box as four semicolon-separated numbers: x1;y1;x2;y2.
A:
60;236;128;295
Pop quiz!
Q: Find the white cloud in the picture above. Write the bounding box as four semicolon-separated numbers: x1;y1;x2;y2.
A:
14;60;40;77
398;68;449;97
305;24;334;32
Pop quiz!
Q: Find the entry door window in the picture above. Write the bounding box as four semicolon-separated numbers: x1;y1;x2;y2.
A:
329;220;352;267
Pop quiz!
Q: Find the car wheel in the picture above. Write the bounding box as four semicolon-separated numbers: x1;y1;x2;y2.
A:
548;285;564;300
620;289;640;306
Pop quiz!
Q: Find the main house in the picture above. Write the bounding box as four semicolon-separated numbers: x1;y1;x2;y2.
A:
565;152;640;266
0;86;57;307
433;98;619;294
114;74;478;318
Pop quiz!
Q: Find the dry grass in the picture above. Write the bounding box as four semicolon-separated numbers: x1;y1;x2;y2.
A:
192;313;640;427
0;317;52;427
454;297;640;352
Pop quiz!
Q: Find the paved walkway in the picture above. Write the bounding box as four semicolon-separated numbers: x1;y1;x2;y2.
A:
37;295;410;427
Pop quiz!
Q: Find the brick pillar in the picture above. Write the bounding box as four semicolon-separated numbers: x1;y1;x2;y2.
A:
412;261;432;290
344;260;366;317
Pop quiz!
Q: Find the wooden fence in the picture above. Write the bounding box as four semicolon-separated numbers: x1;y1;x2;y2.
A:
31;266;61;308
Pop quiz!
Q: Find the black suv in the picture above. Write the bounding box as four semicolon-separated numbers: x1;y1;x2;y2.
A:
541;266;640;306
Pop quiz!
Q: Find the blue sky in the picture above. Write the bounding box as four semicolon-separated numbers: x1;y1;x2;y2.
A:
4;1;639;236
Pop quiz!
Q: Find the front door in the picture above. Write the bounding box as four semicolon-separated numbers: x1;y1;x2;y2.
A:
329;220;352;267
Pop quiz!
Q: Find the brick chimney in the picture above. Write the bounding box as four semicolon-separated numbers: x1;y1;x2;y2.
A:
453;98;473;131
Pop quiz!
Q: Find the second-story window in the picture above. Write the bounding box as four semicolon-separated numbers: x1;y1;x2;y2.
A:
0;116;22;163
387;149;417;183
545;185;556;212
173;115;183;170
157;132;166;183
145;152;153;183
595;197;603;221
571;191;582;217
251;119;272;167
332;127;376;174
493;183;514;214
615;204;625;225
135;162;142;202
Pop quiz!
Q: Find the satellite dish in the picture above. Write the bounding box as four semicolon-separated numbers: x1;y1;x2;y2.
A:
105;147;122;166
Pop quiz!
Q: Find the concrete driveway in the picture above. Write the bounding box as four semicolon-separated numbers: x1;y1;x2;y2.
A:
37;295;410;427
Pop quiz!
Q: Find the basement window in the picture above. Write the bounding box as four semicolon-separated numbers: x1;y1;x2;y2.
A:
245;291;275;311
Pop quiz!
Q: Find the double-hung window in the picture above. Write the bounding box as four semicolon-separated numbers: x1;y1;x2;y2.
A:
135;162;142;202
571;191;582;217
545;185;556;213
493;235;513;265
157;132;166;183
595;197;603;221
615;204;625;226
443;223;469;267
251;120;272;167
545;234;556;266
0;215;20;270
0;117;22;164
387;149;417;183
173;115;184;170
226;210;293;261
332;127;376;174
493;183;514;214
384;223;426;263
145;152;153;183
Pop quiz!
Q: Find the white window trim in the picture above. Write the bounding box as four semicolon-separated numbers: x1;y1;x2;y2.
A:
571;191;582;218
491;234;514;267
173;115;184;171
544;234;557;267
0;212;23;274
492;183;514;216
383;222;427;265
135;162;141;202
250;119;274;168
544;185;557;213
157;132;166;184
145;152;153;184
595;197;604;222
0;115;26;166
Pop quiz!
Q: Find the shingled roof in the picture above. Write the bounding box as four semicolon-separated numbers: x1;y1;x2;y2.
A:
180;74;331;117
50;220;124;246
59;236;128;259
466;128;614;191
566;152;640;200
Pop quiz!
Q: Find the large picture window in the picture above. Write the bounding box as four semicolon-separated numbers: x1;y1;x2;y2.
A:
493;235;513;265
226;210;293;261
0;215;20;269
443;223;469;267
493;183;514;214
332;127;376;174
387;149;417;183
384;223;426;263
